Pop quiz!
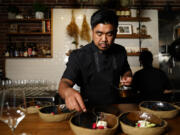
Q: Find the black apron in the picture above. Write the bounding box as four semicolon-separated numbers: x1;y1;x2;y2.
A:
81;49;119;105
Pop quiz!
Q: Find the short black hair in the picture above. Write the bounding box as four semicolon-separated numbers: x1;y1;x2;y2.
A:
139;50;153;66
90;9;118;30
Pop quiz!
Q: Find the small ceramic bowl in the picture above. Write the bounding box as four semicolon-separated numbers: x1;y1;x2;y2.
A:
173;102;180;110
70;112;119;135
20;100;52;114
93;105;121;116
139;101;179;119
38;104;74;122
119;111;168;135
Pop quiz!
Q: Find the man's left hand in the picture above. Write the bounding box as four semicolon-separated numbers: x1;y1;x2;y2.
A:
120;76;132;86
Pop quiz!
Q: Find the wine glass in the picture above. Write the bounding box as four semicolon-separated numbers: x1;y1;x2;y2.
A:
0;89;27;135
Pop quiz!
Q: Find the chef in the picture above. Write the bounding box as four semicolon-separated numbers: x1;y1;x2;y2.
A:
58;9;132;112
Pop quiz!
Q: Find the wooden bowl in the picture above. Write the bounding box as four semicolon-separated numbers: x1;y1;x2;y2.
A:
20;100;52;114
119;111;168;135
38;104;74;122
173;102;180;110
139;101;179;119
93;105;121;116
70;112;119;135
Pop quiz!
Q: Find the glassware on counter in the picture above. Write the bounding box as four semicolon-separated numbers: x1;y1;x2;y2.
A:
0;89;27;134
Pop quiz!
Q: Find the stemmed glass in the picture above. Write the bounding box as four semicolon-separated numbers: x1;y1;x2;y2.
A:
0;89;27;135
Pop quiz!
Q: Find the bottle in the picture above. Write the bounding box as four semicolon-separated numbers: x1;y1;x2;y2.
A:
14;45;19;57
46;46;51;56
32;43;37;57
141;25;147;35
24;43;28;57
46;20;51;32
4;46;10;57
124;8;131;17
19;42;25;57
9;44;14;57
27;43;32;57
42;20;46;33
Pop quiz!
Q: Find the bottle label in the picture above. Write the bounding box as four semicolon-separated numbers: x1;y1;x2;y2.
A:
24;51;28;57
28;48;32;56
46;20;51;32
5;52;9;57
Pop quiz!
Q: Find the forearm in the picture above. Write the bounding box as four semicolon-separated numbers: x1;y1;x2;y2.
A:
58;78;74;99
58;78;86;112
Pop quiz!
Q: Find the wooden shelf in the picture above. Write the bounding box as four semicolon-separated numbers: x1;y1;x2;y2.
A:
8;32;51;35
8;18;50;22
116;33;151;39
118;17;151;22
4;56;52;58
127;52;140;56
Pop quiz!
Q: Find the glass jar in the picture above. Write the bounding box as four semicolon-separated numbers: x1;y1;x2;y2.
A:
119;85;132;98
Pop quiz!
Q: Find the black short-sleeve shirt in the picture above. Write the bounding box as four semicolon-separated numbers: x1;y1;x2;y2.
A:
62;42;131;104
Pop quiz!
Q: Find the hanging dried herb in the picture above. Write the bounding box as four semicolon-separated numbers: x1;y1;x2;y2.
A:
80;15;91;42
66;10;79;49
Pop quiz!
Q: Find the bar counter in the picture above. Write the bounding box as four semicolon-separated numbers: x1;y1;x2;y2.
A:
0;104;180;135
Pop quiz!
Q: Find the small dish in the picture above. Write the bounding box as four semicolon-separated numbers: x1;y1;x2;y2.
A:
119;111;168;135
173;102;180;110
38;104;74;122
139;101;179;119
70;111;119;135
20;100;52;114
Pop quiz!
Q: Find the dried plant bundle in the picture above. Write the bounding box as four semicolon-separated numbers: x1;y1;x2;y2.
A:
66;10;79;48
80;15;91;42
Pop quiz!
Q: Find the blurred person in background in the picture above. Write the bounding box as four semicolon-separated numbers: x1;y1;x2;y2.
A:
132;50;172;102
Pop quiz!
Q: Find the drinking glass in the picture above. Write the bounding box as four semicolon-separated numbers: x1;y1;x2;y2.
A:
0;89;27;135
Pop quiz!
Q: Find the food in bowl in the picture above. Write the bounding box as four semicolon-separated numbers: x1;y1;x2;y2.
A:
38;104;74;122
136;120;156;128
119;111;167;135
139;101;179;119
70;111;119;135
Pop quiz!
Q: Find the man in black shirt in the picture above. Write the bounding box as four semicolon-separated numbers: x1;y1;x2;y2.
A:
59;9;132;112
132;50;172;101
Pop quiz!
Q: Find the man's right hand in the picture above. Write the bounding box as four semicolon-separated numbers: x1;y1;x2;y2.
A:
59;78;86;112
64;88;87;112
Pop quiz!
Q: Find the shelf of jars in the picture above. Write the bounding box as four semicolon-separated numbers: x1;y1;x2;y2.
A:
4;48;52;58
7;16;52;58
118;17;151;22
126;47;148;56
4;41;52;58
127;52;140;56
7;32;51;35
116;33;151;39
7;19;50;22
4;56;52;58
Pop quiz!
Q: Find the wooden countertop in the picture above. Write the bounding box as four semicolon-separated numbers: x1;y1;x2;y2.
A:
0;105;180;135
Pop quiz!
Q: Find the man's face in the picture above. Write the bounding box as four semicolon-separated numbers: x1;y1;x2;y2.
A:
92;23;116;51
